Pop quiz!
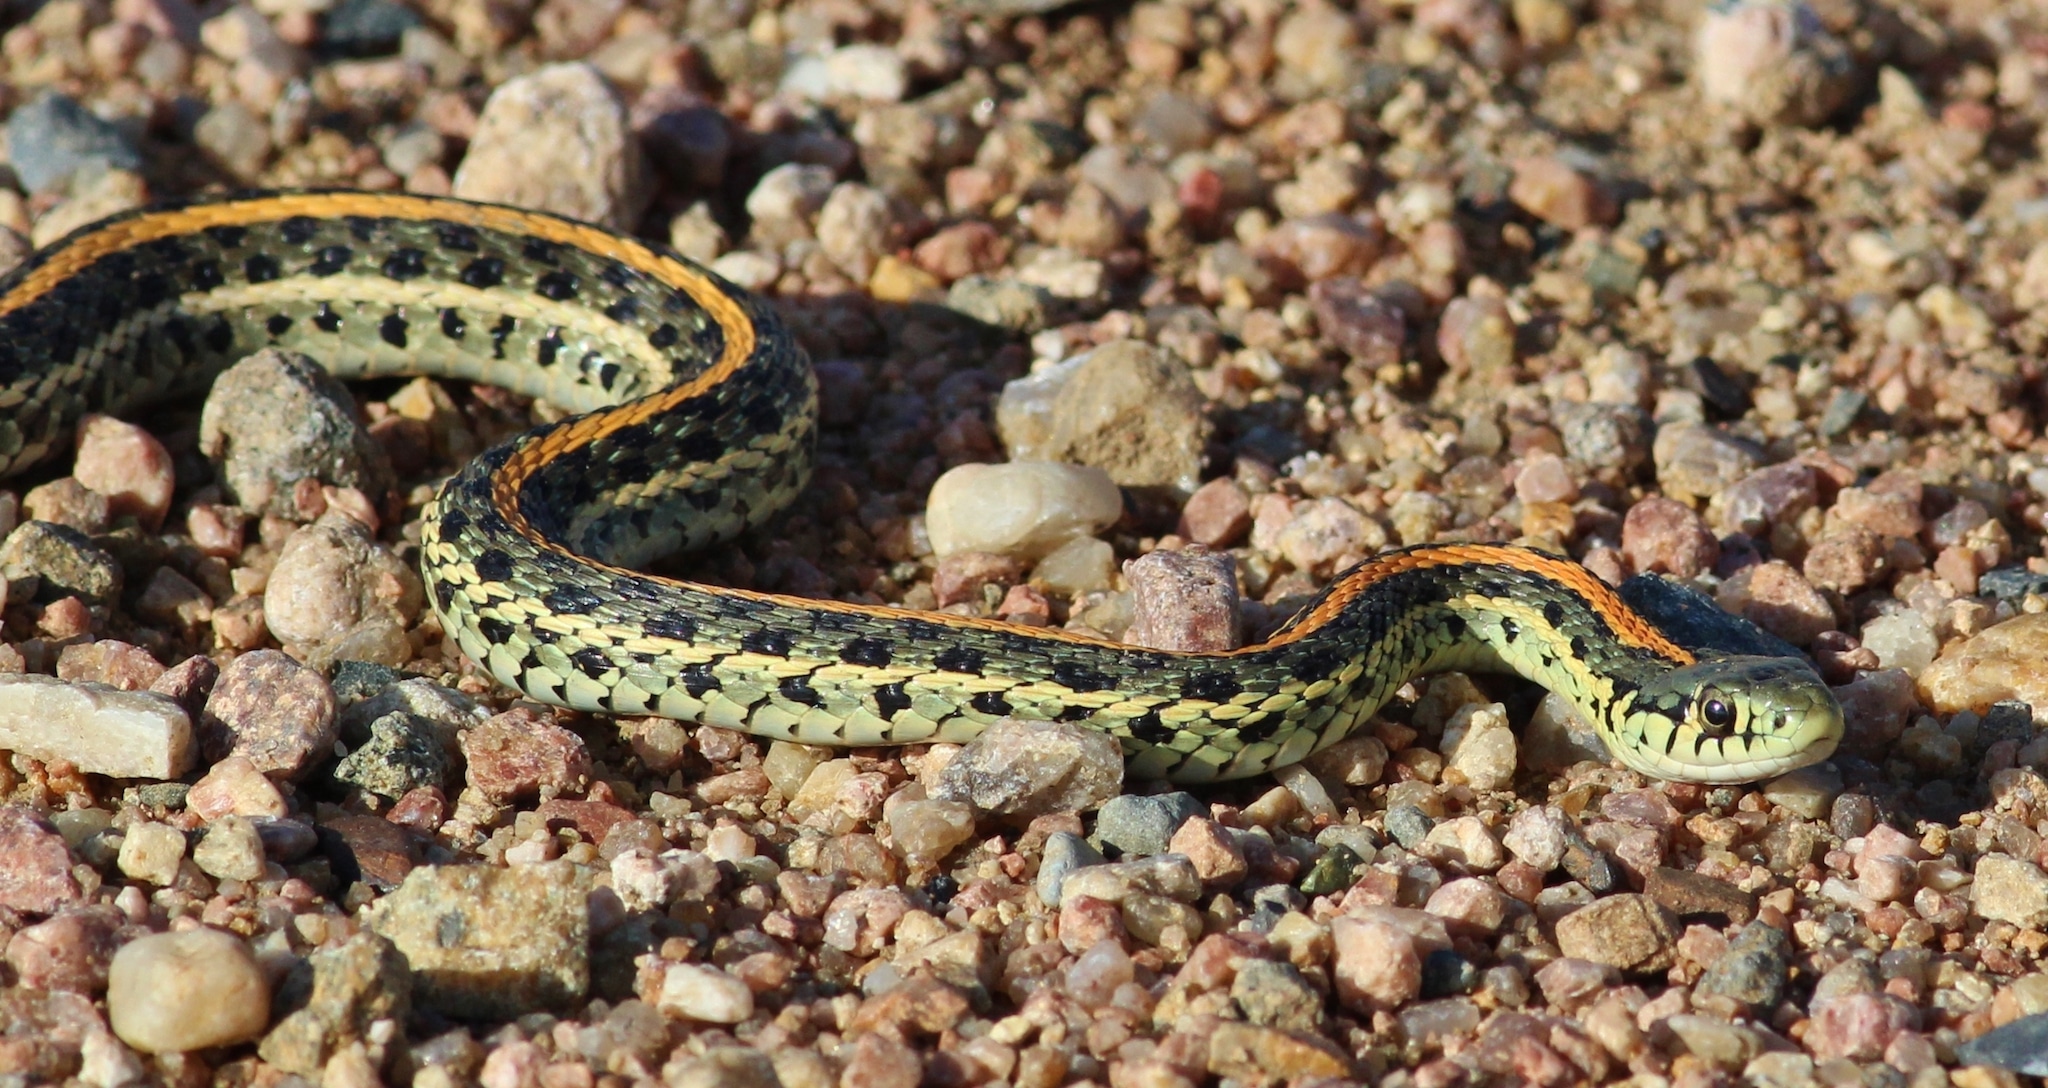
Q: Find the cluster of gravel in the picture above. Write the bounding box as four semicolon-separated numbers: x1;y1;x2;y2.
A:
5;0;2048;1084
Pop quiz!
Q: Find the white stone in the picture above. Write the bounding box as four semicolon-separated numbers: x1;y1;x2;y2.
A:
116;821;187;886
925;462;1122;558
0;674;193;779
657;963;754;1023
107;929;271;1053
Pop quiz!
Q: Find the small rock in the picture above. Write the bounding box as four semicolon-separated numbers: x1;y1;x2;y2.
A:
946;275;1056;332
258;932;410;1076
0;807;83;913
1123;548;1239;651
0;520;122;603
71;415;174;530
993;340;1210;494
187;755;288;820
1919;615;2048;720
5;90;144;194
885;800;976;869
1694;0;1858;128
924;462;1122;559
331;712;449;801
816;182;893;282
1035;831;1106;906
116;821;186;885
1955;1011;2048;1076
1205;1020;1351;1082
933;719;1123;817
459;707;592;804
1092;792;1205;857
656;963;754;1023
1331;916;1421;1010
192;816;266;881
5;906;122;993
1179;478;1252;548
199;650;339;781
107;929;270;1053
198;350;392;518
1508;156;1616;231
1552;894;1680;973
0;674;194;779
1645;867;1757;924
451;61;649;231
1973;854;2048;928
265;514;422;661
367;861;589;1018
1695;921;1791;1009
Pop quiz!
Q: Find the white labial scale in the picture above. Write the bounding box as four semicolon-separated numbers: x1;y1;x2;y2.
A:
749;703;801;737
701;693;756;730
607;679;654;714
795;706;852;743
834;707;892;741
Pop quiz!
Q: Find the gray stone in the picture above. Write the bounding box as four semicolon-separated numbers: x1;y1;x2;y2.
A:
1092;792;1206;858
6;91;143;194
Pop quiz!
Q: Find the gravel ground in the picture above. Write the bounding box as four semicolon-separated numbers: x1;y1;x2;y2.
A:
3;0;2048;1084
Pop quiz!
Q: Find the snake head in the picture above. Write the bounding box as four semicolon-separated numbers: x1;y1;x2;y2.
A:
1613;655;1843;783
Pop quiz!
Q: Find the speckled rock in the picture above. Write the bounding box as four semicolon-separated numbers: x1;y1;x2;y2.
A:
0;520;122;603
1918;614;2048;721
199;649;339;781
198;350;392;518
933;718;1123;817
367;861;590;1018
1552;894;1679;973
994;340;1210;494
452;62;649;231
0;807;82;914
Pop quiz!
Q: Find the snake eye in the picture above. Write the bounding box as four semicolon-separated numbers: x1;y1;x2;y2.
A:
1700;698;1735;732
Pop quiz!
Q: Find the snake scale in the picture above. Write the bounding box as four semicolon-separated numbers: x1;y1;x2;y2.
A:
0;191;1844;784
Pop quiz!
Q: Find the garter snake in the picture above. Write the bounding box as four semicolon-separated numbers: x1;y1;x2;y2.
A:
0;190;1844;784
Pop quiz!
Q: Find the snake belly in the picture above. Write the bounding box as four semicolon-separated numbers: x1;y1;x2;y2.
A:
0;190;1844;784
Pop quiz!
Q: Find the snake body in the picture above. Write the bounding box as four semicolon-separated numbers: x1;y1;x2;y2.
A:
0;191;1844;784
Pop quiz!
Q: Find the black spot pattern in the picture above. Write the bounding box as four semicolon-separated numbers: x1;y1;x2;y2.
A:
740;628;794;657
874;683;911;716
474;549;514;581
440;308;466;339
536;271;578;301
643;614;698;641
839;637;893;667
309;246;352;276
313;303;342;332
382;247;428;280
266;314;292;337
1052;662;1112;693
380;313;408;348
244;254;281;283
780;676;821;706
970;691;1012;716
934;646;986;674
460;257;505;289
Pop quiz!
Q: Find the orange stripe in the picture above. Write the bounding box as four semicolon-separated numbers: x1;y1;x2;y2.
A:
1270;543;1694;663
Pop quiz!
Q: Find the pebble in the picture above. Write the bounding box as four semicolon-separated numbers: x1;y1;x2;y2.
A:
1694;0;1857;128
884;799;975;869
1552;894;1680;973
264;513;422;660
1695;920;1791;1010
1441;702;1517;790
459;707;593;804
106;929;270;1053
0;807;83;913
744;163;837;234
1058;854;1201;908
0;673;193;779
1123;548;1239;651
993;340;1210;493
1620;496;1719;579
186;755;288;819
1309;278;1407;371
1956;1012;2048;1075
923;462;1122;559
199;649;338;780
1256;212;1385;284
332;711;450;800
1030;536;1116;596
4;90;144;194
116;820;187;885
1508;156;1616;231
451;61;648;231
23;478;108;534
1972;854;2048;928
0;519;123;603
933;717;1123;816
1918;615;2048;719
257;932;411;1075
816;182;892;283
1653;421;1765;504
1275;497;1385;576
191;815;266;881
5;905;122;993
198;350;392;518
368;861;588;1018
657;963;755;1023
945;273;1062;335
1179;477;1252;547
1035;831;1106;906
1091;792;1205;857
1331;916;1421;1010
71;415;174;530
